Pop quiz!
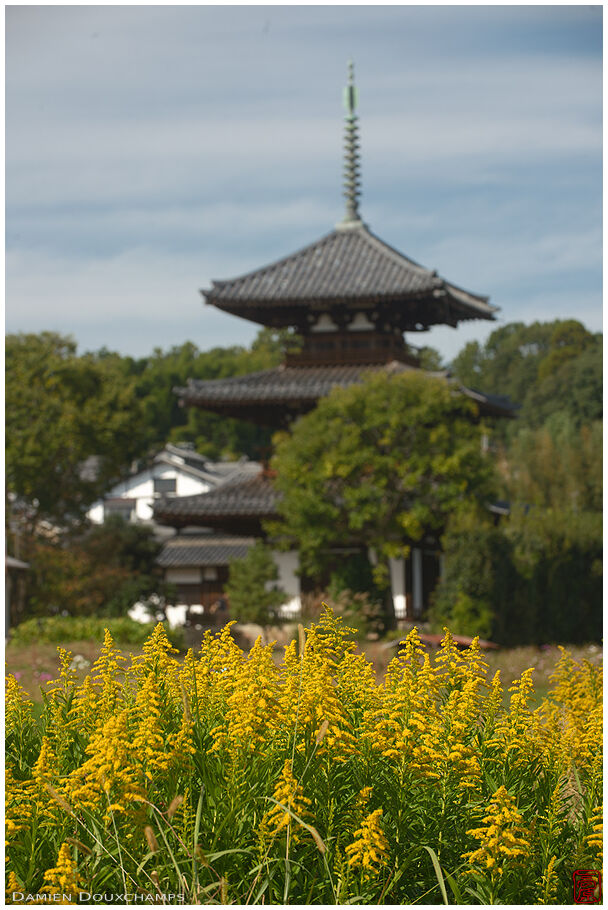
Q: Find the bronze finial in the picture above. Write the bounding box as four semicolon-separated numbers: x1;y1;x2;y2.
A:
338;59;363;229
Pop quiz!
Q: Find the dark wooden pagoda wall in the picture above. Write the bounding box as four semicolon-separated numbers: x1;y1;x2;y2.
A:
284;330;420;367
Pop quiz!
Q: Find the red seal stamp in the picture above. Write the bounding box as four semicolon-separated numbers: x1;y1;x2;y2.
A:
573;869;602;904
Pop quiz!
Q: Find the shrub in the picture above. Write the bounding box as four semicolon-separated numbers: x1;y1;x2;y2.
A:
226;541;287;626
429;509;602;646
5;608;602;905
24;516;172;619
9;614;184;649
429;515;516;642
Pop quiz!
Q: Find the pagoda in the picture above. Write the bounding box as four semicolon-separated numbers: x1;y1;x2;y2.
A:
175;61;511;428
156;63;513;621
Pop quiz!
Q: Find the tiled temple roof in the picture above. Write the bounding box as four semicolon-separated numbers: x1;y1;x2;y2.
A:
154;472;279;529
177;363;411;407
157;533;255;568
203;225;496;327
175;361;515;423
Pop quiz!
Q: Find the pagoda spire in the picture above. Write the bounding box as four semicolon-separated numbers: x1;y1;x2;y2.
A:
338;60;364;229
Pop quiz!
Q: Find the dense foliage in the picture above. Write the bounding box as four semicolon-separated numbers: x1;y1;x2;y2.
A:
5;610;602;904
6;329;293;526
435;323;602;643
6;319;602;644
8;614;183;650
451;319;602;432
5;333;145;526
270;372;495;587
225;541;287;628
429;510;602;646
22;517;171;622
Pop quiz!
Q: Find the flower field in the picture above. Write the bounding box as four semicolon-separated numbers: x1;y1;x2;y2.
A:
6;608;603;905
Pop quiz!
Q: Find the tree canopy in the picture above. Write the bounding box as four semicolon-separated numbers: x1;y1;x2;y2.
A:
270;371;496;581
6;332;146;525
450;319;602;431
225;541;287;629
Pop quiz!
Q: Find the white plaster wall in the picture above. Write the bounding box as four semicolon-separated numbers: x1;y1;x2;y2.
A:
165;568;202;585
272;550;301;617
88;502;105;524
389;556;407;620
165;604;189;628
108;468;154;500
132;466;171;521
176;474;209;497
86;464;211;524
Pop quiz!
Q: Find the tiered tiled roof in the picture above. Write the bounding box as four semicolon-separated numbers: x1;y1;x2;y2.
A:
203;225;496;330
157;533;255;568
175;361;515;426
154;472;279;531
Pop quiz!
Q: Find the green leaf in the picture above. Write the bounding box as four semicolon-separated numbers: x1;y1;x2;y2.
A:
422;845;448;905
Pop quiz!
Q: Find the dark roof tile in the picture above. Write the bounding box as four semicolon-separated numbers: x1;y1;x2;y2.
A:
204;225;495;320
154;472;279;522
157;534;256;568
175;361;515;417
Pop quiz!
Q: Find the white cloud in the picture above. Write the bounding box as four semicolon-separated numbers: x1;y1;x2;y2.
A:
5;5;602;361
5;247;259;354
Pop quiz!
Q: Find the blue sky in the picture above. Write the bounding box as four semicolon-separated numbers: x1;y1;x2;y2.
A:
5;5;602;365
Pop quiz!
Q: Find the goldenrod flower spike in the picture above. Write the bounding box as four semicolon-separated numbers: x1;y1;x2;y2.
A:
463;785;531;880
345;808;389;877
210;636;282;756
40;843;82;900
259;759;312;845
586;807;603;862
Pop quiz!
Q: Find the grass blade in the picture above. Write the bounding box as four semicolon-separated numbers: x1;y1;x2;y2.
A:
444;868;464;904
423;845;448;905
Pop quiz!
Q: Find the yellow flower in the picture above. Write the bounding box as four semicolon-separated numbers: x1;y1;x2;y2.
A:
132;672;171;778
69;673;99;736
586;807;603;863
259;760;312;844
40;843;82;900
129;622;181;704
66;710;145;823
345;808;389;877
210;636;283;756
33;736;55;782
463;786;530;878
5;674;36;760
538;855;559;904
87;629;126;719
6;869;21;894
538;649;603;776
181;622;243;731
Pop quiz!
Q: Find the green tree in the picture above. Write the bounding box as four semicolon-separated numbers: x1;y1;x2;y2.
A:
519;344;602;429
428;511;518;643
416;345;444;372
270;372;496;601
451;319;601;432
6;333;146;526
26;516;169;618
501;418;602;513
130;333;284;460
225;541;287;630
506;506;602;645
434;412;603;646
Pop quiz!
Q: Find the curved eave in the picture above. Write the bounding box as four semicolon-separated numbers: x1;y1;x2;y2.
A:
458;384;518;419
200;224;495;326
203;289;496;329
154;503;279;532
